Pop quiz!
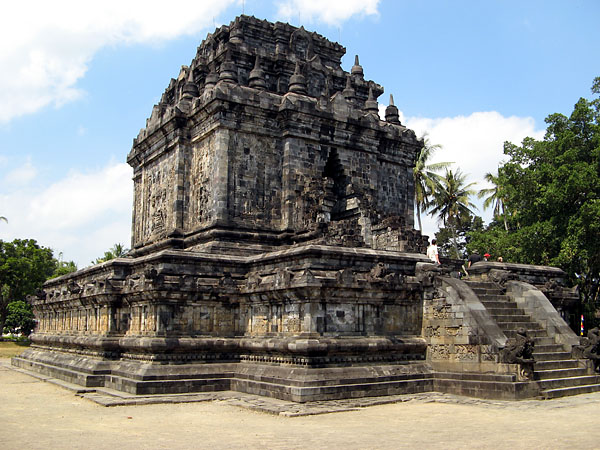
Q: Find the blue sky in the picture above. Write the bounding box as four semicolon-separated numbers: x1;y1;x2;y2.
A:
1;0;598;266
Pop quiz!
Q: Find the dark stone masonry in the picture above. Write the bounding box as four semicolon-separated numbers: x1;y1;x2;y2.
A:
14;16;600;401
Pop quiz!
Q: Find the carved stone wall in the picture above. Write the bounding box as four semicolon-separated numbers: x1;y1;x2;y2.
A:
30;246;428;365
421;275;505;371
127;15;424;257
17;16;441;402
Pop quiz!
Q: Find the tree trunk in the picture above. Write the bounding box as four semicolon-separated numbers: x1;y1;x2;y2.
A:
451;223;460;259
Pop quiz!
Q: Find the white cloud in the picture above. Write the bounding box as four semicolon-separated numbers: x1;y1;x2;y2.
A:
0;162;133;267
276;0;379;25
4;158;37;186
0;0;237;123
0;0;382;123
406;111;544;186
401;111;545;240
29;163;132;230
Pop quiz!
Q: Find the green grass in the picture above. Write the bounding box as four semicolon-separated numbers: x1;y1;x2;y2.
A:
0;340;31;358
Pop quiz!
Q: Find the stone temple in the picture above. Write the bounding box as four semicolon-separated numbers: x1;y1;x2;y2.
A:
14;16;600;401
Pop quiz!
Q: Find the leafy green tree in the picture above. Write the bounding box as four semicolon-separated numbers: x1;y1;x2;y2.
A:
413;134;452;231
469;77;600;327
93;243;129;264
0;239;57;332
467;221;525;263
51;259;78;278
478;171;509;231
429;169;478;258
436;213;484;259
4;300;35;336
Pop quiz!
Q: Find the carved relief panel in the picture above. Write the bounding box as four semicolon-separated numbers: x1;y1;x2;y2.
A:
138;154;176;243
187;134;216;229
229;133;282;228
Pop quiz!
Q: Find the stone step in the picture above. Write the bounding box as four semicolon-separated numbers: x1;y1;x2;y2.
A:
535;359;581;370
478;294;509;302
105;375;230;396
536;375;600;390
534;344;566;353
469;291;506;299
234;377;435;402
433;378;533;400
479;295;515;302
486;307;525;316
480;301;520;309
532;337;558;346
504;329;547;338
464;281;502;292
491;314;532;323
498;322;543;331
12;357;106;388
433;372;517;383
533;351;573;361
541;383;600;399
534;367;591;380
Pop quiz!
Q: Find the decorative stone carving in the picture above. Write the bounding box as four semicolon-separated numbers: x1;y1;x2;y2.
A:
67;281;81;294
573;327;600;372
245;272;262;291
219;272;237;288
501;327;535;379
488;268;517;287
416;262;442;287
275;268;293;288
289;26;314;60
336;268;354;286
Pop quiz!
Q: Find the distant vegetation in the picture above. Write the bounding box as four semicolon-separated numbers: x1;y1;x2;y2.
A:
93;243;129;264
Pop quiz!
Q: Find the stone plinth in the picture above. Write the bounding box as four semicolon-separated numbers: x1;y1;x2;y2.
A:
18;245;434;400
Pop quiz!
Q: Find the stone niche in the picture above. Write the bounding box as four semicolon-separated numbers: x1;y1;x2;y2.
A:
15;16;434;401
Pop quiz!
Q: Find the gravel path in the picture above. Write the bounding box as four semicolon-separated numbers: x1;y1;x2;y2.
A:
1;359;599;449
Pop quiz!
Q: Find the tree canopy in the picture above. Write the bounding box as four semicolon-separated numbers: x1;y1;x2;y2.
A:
93;243;129;264
0;239;57;333
435;213;483;260
413;134;452;232
4;300;35;336
467;77;600;326
429;169;478;258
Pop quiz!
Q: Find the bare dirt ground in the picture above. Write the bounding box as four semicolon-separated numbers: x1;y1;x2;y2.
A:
1;358;599;450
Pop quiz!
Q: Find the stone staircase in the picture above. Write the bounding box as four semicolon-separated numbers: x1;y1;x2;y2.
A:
465;280;600;399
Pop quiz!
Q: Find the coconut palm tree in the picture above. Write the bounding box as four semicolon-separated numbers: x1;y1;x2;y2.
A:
413;134;452;231
429;169;478;257
110;243;128;258
93;243;129;264
478;171;509;230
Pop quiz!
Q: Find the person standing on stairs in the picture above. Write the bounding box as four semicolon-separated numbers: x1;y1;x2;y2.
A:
467;249;482;268
427;239;440;265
